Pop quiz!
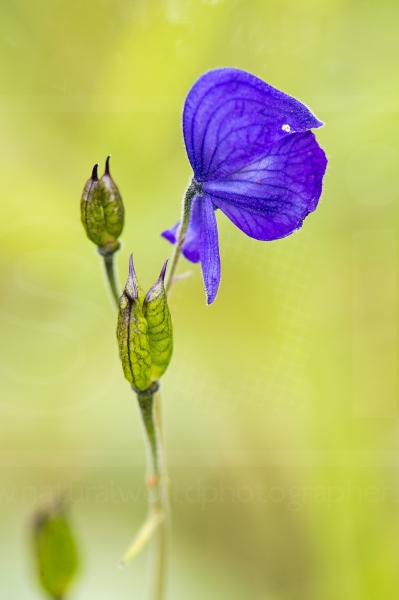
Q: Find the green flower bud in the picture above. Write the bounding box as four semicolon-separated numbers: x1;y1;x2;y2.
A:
117;256;173;392
32;499;80;600
80;158;124;253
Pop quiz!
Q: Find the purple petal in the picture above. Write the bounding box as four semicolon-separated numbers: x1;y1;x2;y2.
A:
181;195;202;263
199;195;220;304
161;222;179;245
203;132;327;240
183;68;323;181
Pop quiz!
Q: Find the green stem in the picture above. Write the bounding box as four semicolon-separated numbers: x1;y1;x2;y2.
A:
100;249;120;307
136;383;170;600
165;182;196;294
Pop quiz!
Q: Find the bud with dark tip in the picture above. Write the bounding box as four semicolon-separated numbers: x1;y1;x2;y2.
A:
32;499;80;600
80;158;124;254
117;256;173;392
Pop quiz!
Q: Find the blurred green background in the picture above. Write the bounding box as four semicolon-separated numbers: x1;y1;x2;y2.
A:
1;0;398;598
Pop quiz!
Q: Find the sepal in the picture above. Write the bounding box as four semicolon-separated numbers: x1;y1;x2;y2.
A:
101;156;125;240
117;257;173;391
144;261;173;381
117;256;152;392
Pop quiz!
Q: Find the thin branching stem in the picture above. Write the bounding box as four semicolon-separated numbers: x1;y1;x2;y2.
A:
165;183;196;294
100;249;120;307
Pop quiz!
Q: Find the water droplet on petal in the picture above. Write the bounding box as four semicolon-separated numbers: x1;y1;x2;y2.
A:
281;124;291;133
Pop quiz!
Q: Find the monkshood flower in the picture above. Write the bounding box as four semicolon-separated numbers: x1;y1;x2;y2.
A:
162;68;327;303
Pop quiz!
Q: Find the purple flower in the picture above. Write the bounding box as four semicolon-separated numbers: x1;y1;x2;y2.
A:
162;68;327;304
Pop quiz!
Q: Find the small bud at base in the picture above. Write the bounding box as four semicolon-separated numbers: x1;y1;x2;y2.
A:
32;500;80;600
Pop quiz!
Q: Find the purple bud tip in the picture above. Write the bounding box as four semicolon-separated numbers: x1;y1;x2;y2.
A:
91;163;99;181
128;254;135;281
126;254;138;299
105;155;111;176
159;259;168;283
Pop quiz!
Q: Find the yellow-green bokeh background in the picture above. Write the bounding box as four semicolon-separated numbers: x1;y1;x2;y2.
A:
1;1;398;598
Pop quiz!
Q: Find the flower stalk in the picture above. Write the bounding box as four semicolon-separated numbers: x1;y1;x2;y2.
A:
116;256;173;598
98;246;120;308
136;383;170;600
164;182;196;293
